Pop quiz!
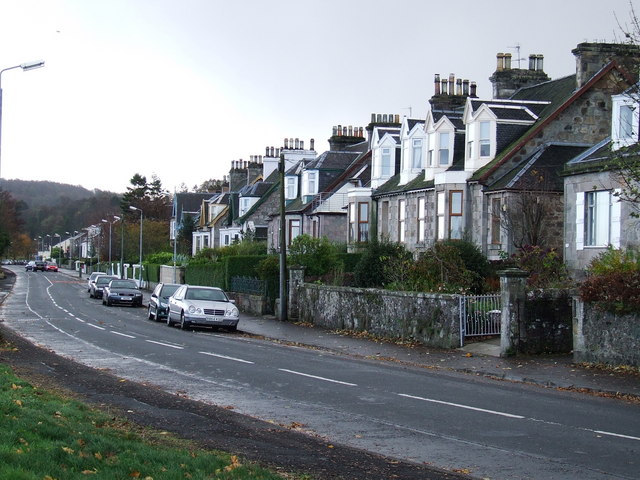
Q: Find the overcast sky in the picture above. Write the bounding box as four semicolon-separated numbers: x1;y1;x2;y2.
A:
0;0;637;194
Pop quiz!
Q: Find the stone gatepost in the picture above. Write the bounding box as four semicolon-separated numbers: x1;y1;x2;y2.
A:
498;268;528;357
288;266;306;321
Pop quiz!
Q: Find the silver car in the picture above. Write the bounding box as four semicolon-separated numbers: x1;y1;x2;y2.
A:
167;285;239;331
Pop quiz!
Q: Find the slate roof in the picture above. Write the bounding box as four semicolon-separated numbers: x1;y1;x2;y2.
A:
238;181;275;198
489;143;591;191
373;170;434;197
406;118;425;132
173;193;215;224
470;74;583;182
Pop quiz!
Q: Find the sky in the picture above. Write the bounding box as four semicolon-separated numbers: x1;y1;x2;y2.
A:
0;0;637;194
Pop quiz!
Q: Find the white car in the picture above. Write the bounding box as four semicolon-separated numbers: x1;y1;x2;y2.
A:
87;271;108;292
167;285;239;331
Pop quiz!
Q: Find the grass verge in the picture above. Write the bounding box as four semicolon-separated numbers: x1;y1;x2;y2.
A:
0;363;299;480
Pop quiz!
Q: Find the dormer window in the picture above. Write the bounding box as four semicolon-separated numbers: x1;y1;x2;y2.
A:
479;121;491;157
439;132;450;166
308;171;317;195
381;148;392;176
619;104;634;139
412;139;423;168
286;176;297;199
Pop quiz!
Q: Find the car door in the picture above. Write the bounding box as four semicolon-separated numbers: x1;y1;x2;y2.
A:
168;285;186;317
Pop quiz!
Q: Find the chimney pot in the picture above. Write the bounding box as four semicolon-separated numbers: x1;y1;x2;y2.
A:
504;53;512;70
434;73;441;95
470;81;477;97
442;78;448;95
377;113;382;122
284;138;289;149
348;125;353;136
295;138;299;149
448;73;455;95
337;124;342;136
395;114;400;123
456;78;462;95
300;140;304;149
463;79;469;96
310;138;315;150
529;54;536;70
497;53;504;71
371;113;376;123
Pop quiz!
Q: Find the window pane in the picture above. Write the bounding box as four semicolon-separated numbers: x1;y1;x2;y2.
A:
381;148;391;176
412;139;423;168
450;191;463;215
620;105;634;139
359;202;368;222
439;132;449;165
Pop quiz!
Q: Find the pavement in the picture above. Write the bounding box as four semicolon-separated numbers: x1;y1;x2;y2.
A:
2;266;639;400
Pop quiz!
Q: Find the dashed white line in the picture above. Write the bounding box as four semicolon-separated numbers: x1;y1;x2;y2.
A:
87;323;105;331
146;340;184;350
279;368;357;386
111;331;136;339
398;393;525;419
199;351;254;364
593;430;640;441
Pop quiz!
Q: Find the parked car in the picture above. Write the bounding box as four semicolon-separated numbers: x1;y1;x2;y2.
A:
89;275;117;299
26;260;46;271
147;283;180;321
45;263;58;272
167;285;239;331
87;271;108;292
102;279;143;307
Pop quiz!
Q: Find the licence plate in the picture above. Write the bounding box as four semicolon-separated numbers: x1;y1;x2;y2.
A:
206;316;222;322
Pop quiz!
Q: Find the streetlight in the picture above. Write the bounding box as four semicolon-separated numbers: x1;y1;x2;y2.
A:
53;233;61;266
129;206;143;287
101;215;120;275
0;60;45;184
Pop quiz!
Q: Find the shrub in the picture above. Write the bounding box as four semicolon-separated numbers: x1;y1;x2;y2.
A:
145;251;174;264
353;239;412;288
511;245;570;288
256;255;279;281
586;246;640;275
288;235;342;277
403;242;479;294
580;247;640;313
440;239;491;293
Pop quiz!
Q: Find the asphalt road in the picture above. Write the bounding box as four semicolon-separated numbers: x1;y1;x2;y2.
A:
3;267;640;480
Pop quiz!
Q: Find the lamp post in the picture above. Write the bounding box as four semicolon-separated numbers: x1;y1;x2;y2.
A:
101;215;120;275
0;60;45;185
53;233;61;266
129;206;143;287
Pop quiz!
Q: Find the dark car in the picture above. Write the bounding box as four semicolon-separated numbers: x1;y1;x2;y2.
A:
26;260;46;272
147;283;180;321
89;275;117;299
102;279;143;307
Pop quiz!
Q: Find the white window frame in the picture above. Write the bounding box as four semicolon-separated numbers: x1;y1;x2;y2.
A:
479;121;491;157
417;197;425;242
576;190;621;249
436;192;445;240
438;132;450;166
398;199;406;243
412;138;423;169
286;176;297;199
381;148;392;176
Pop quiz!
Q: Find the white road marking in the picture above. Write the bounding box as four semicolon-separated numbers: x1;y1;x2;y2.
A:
592;430;640;441
279;368;357;386
199;351;254;364
146;340;184;350
87;323;105;331
398;393;526;419
111;331;136;339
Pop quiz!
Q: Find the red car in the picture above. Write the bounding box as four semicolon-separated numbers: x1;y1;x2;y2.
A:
46;263;59;272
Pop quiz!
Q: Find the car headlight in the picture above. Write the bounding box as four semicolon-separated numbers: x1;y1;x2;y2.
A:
188;305;202;314
225;306;239;317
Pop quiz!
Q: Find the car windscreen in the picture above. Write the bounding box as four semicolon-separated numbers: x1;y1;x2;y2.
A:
185;288;227;302
110;280;138;289
161;285;180;298
96;277;116;286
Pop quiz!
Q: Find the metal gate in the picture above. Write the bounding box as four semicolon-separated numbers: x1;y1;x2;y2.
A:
459;294;502;346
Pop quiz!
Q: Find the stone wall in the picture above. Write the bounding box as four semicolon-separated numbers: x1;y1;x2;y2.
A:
573;298;640;367
297;284;461;349
519;290;573;354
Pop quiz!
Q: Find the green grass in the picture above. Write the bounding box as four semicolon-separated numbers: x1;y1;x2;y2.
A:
0;364;302;480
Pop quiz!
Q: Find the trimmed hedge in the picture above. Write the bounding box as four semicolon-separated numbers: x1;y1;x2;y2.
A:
143;263;161;283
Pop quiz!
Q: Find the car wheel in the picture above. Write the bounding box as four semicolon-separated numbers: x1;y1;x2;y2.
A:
147;306;155;320
90;292;94;298
167;312;174;327
180;312;190;330
102;298;106;305
227;325;238;332
105;298;111;306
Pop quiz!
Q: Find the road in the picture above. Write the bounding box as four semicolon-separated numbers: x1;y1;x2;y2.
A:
2;267;639;480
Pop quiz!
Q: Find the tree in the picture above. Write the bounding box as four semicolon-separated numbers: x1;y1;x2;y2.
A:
176;213;196;255
611;2;640;215
0;190;25;257
121;174;170;221
501;170;561;250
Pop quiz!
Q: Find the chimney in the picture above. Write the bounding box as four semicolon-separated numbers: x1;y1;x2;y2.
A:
310;138;315;150
448;73;455;95
442;77;448;95
470;82;477;97
463;79;469;96
496;53;505;71
504;53;512;70
434;73;441;95
294;138;300;149
456;78;462;96
284;138;289;149
490;50;549;99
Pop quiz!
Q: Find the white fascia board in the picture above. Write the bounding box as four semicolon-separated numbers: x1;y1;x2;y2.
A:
434;170;471;185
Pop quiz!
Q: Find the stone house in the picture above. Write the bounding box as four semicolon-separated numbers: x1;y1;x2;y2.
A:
361;42;639;266
563;83;640;276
